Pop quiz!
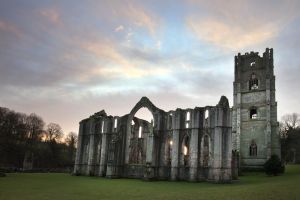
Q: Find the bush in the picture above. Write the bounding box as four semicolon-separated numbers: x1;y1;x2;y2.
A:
264;154;285;176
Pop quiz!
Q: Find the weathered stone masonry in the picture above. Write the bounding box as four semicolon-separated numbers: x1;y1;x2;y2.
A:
232;48;281;169
74;96;232;182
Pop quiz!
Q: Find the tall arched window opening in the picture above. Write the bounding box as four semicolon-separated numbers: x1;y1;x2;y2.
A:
249;73;259;90
182;136;190;167
249;141;257;156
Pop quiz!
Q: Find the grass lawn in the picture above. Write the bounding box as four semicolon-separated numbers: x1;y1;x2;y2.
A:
0;165;300;200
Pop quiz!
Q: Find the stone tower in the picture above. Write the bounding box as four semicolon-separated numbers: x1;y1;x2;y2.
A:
232;48;281;169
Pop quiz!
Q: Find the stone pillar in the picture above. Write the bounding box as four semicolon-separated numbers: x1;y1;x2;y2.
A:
146;135;154;163
171;129;179;180
99;132;107;176
125;117;131;165
74;122;84;175
211;126;222;182
189;110;199;181
87;119;96;176
189;128;198;181
225;126;233;180
145;126;155;180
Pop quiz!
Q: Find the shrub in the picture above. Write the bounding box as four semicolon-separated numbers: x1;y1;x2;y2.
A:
264;154;285;176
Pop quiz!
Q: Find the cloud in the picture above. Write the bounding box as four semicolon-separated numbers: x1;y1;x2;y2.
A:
187;17;277;49
107;0;159;36
186;0;300;50
115;25;124;32
127;4;157;35
0;19;22;38
39;8;62;26
78;38;171;79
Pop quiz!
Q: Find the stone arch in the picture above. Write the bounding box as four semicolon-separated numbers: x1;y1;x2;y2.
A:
125;97;162;164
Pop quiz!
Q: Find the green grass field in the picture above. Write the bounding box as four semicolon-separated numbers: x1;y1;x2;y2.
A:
1;165;300;200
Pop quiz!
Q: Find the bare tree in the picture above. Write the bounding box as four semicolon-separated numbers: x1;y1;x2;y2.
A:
280;113;300;163
65;132;78;148
45;123;63;142
281;113;300;131
26;113;45;141
65;132;78;165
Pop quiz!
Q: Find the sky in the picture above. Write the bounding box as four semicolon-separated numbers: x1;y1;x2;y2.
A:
0;0;300;134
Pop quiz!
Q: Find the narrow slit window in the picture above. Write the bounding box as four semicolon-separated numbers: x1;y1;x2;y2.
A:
138;126;142;138
186;111;190;121
114;118;118;128
205;109;209;119
183;146;188;156
249;142;257;156
101;121;104;133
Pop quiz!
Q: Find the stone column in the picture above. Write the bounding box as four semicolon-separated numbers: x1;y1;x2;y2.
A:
87;119;96;176
145;126;155;180
189;128;198;181
99;131;107;177
225;126;233;181
74;121;84;175
146;134;154;163
171;129;179;180
212;126;222;182
189;110;199;181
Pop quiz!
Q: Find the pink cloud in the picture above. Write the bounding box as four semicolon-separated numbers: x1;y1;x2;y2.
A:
39;8;62;26
0;19;22;38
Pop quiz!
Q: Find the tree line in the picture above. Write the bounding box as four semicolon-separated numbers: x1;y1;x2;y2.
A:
0;107;77;171
280;113;300;164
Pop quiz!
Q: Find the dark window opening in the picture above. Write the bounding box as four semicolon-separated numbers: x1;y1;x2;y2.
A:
249;74;259;90
249;142;257;156
250;108;257;119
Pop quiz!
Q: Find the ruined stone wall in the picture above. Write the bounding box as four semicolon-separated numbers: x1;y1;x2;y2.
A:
74;96;232;182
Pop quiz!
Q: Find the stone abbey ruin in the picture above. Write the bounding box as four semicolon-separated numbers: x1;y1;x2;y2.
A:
74;48;281;182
